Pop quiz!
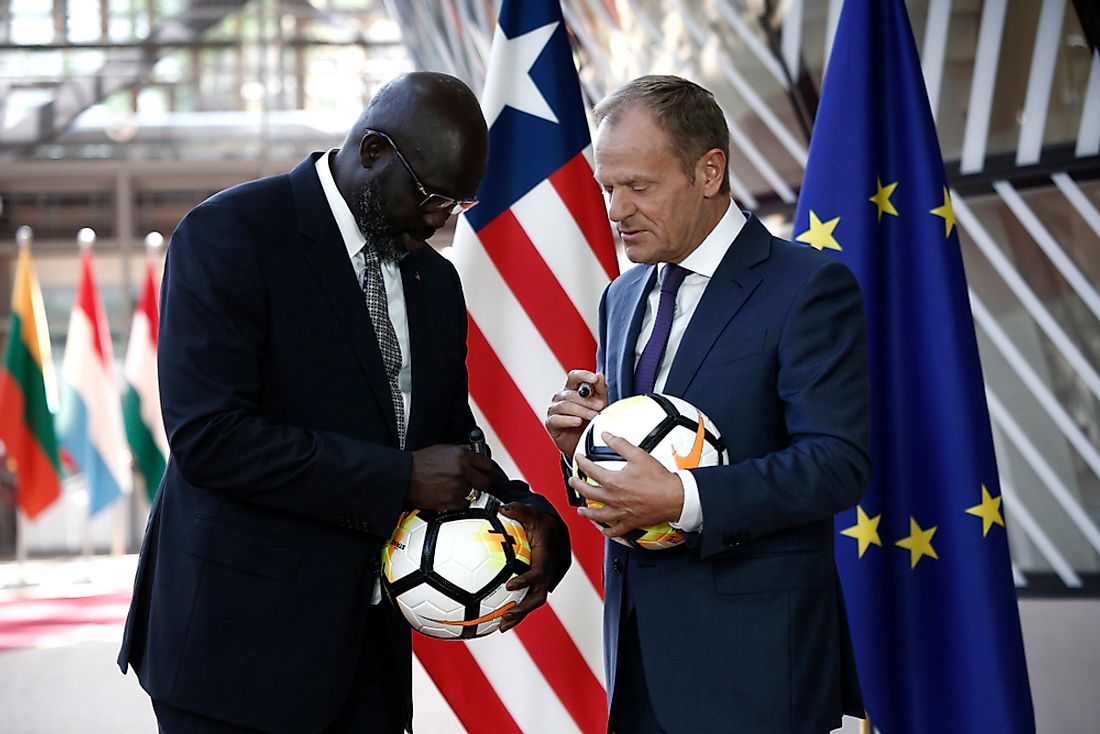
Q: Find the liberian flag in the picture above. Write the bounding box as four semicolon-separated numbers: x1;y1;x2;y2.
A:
415;1;617;732
122;257;167;502
58;245;131;514
0;244;62;518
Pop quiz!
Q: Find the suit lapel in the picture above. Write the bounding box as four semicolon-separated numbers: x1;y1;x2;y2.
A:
399;251;428;448
610;265;657;402
663;215;770;396
291;155;399;444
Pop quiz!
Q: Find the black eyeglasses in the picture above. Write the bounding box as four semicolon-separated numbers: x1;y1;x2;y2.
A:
364;129;478;215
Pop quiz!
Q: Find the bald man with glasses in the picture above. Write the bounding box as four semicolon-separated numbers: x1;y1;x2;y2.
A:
362;128;480;215
118;71;571;734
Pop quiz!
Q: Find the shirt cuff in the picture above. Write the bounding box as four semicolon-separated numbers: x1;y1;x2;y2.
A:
670;469;703;532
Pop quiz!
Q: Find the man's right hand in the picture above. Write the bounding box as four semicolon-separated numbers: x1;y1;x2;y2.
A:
544;370;609;460
408;444;492;511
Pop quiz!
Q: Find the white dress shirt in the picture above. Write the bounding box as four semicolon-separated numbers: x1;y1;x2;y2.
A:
315;150;412;420
633;200;747;531
317;151;410;606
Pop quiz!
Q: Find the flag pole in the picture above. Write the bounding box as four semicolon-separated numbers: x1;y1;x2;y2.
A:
13;226;34;588
144;231;164;260
13;226;31;581
112;497;126;556
115;211;130;558
15;511;27;582
135;230;164;516
861;715;872;734
77;228;97;563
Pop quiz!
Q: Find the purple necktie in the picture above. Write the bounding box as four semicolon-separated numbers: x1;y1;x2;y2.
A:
634;263;689;394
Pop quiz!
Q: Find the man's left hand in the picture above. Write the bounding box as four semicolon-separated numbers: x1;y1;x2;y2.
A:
570;432;684;537
496;502;569;633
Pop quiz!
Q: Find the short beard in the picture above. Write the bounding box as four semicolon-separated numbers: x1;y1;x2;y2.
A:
354;178;406;262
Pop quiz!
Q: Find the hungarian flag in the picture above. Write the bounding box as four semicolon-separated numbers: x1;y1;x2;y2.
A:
413;1;616;732
0;244;62;518
57;245;132;514
122;258;167;502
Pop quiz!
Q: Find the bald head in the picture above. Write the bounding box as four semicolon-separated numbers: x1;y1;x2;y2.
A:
330;71;489;252
341;71;489;192
359;72;485;141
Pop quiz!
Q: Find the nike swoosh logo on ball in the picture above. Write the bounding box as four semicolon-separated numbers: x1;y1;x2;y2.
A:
673;416;706;470
430;600;518;627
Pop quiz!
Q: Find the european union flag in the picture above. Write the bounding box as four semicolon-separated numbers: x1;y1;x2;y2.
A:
793;0;1035;731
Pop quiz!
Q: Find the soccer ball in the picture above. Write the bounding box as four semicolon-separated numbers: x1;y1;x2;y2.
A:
572;393;726;550
381;493;530;639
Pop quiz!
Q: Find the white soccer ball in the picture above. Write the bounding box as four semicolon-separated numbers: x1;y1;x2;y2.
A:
573;392;727;550
381;493;530;639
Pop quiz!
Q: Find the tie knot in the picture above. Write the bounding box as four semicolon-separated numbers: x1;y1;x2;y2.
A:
660;263;689;295
362;243;379;266
362;240;409;266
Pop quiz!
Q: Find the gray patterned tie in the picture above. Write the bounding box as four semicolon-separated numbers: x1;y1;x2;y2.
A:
361;244;406;448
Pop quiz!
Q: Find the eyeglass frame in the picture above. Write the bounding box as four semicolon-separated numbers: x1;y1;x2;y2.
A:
362;129;479;215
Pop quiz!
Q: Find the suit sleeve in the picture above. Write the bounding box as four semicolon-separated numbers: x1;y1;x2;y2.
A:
159;201;409;537
693;259;872;559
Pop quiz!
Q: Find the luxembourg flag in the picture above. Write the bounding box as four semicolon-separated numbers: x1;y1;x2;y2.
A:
58;236;131;514
122;252;167;501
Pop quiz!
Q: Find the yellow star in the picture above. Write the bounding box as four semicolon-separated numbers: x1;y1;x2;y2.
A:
840;505;882;557
929;187;956;237
895;517;939;569
965;484;1005;537
869;177;899;222
796;210;842;251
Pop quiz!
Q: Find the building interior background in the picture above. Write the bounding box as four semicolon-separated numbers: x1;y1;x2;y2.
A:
5;0;1096;586
0;1;1098;730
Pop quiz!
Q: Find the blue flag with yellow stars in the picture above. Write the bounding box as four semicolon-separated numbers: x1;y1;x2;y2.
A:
793;0;1035;731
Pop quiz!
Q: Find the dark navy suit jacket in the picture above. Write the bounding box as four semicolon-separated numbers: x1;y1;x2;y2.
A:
118;154;567;733
600;215;868;733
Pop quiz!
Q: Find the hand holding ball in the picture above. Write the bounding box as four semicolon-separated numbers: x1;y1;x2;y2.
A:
382;493;530;639
572;393;727;550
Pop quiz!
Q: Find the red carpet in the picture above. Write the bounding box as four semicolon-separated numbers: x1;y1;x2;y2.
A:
0;590;131;650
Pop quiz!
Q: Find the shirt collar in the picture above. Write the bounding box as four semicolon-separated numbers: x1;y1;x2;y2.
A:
315;150;365;262
672;200;747;278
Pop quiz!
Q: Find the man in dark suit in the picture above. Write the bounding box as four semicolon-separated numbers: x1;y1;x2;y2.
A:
545;75;869;733
119;71;570;734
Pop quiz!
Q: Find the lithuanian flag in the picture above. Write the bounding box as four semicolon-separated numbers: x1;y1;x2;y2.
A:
0;245;62;518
